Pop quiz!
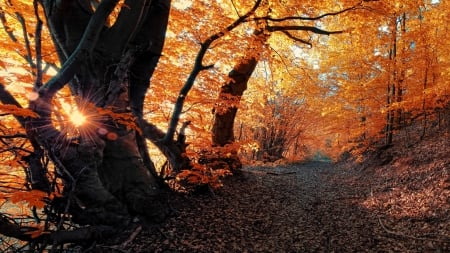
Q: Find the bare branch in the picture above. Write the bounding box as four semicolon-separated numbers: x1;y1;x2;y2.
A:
0;83;27;128
38;0;120;97
0;8;17;42
280;31;312;46
15;13;36;69
0;214;34;241
230;0;241;18
251;2;364;22
201;64;215;70
0;134;28;139
267;25;343;35
269;46;298;79
139;118;191;172
33;0;43;88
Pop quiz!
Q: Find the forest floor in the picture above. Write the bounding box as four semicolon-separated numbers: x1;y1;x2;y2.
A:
104;131;449;253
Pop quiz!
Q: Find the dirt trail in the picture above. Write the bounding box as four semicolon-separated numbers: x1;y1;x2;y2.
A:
118;161;448;252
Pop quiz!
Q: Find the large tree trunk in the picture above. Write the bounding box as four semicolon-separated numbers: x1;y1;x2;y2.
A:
208;28;267;170
212;57;257;146
211;25;269;148
204;56;257;171
24;0;173;227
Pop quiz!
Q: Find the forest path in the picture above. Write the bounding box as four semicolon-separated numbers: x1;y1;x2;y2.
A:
124;161;448;252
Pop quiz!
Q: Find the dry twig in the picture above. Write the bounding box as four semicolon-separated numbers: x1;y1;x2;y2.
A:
121;225;143;248
378;217;450;243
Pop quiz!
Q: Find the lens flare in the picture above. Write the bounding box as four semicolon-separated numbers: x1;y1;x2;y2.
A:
70;110;86;127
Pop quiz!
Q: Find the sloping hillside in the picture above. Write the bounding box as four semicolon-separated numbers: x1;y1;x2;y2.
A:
336;128;450;252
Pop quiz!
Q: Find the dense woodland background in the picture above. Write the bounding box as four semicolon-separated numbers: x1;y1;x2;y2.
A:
0;0;448;251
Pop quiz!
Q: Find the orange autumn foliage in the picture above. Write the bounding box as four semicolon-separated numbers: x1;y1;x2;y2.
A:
0;0;448;238
9;189;47;209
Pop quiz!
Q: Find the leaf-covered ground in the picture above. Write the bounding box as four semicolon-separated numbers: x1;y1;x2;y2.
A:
102;133;449;253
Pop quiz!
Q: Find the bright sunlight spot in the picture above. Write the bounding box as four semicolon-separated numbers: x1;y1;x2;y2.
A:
70;110;86;127
173;0;192;10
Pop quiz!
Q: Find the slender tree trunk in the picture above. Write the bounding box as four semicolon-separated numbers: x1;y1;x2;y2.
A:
394;13;407;131
385;16;398;146
386;84;395;146
385;13;410;146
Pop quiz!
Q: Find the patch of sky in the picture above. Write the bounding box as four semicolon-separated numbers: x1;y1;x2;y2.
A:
374;48;382;57
372;62;383;71
342;72;349;80
291;45;309;58
378;25;389;34
292;97;306;105
245;27;254;36
325;84;339;97
290;44;318;69
312;60;320;70
173;0;192;10
315;20;324;29
319;36;329;46
374;46;390;58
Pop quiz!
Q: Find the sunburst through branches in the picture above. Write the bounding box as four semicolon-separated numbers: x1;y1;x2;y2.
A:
69;110;86;127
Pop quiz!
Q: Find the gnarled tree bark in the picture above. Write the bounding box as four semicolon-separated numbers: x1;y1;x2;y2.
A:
24;0;174;227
